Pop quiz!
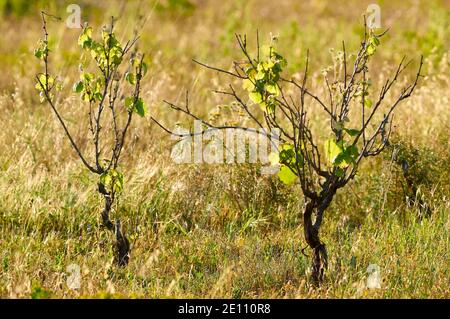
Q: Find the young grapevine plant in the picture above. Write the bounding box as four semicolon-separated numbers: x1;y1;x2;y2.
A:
153;23;422;284
35;12;148;266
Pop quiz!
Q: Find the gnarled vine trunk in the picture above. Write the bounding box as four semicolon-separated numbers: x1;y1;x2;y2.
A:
303;201;327;284
303;189;337;285
99;186;130;266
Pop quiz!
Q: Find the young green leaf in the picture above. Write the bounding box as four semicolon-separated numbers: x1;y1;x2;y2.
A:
34;48;43;59
278;165;297;185
125;72;136;85
100;169;124;194
35;74;55;91
249;91;263;104
325;139;344;164
73;81;84;93
78;26;93;49
141;62;148;76
125;96;134;110
366;44;376;56
344;128;360;137
265;83;280;95
133;98;147;117
242;78;255;91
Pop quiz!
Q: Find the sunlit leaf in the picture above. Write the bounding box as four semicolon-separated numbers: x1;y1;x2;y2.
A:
100;169;124;194
325;139;344;164
366;43;376;56
265;83;279;95
78;26;93;49
125;96;134;110
278;165;297;185
249;91;263;104
242;78;254;91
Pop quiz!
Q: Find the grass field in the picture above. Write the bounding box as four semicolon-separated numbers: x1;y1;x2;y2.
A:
0;0;449;298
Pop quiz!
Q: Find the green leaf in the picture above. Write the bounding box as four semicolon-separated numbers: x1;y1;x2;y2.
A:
242;79;254;91
81;92;89;102
125;72;136;85
354;89;363;97
265;83;279;95
249;91;263;104
334;151;351;168
334;144;359;168
255;68;266;80
100;169;124;194
125;96;134;110
111;169;124;193
101;29;109;43
325;138;358;168
245;67;257;78
335;167;345;177
99;171;111;189
278;165;297;185
260;45;272;58
364;98;373;108
141;62;148;76
126;97;146;117
344;128;360;137
73;81;84;93
78;27;93;49
131;57;140;69
346;144;359;159
35;81;43;91
34;48;43;59
331;119;344;131
35;74;55;91
109;46;123;65
325;139;344;164
279;144;294;164
265;101;276;114
82;73;94;82
366;43;376;56
133;98;147;117
94;92;103;102
278;143;303;167
89;41;103;60
369;36;380;46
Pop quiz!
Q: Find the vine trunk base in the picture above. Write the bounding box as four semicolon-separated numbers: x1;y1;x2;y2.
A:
101;193;130;266
303;201;328;285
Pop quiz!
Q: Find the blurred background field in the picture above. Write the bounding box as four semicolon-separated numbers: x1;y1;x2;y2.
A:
0;0;448;298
